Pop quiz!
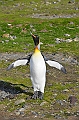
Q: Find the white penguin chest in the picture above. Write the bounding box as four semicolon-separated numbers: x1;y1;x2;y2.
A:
30;52;46;78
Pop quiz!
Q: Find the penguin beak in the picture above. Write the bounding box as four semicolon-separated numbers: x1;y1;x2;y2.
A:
30;32;36;38
32;34;36;39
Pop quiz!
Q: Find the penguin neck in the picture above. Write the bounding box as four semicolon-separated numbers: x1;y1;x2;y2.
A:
34;46;40;53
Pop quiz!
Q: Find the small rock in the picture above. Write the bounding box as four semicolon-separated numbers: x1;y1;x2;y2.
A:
0;91;10;99
2;33;10;38
31;111;38;116
13;42;17;44
15;111;20;116
46;1;51;5
8;23;12;26
53;93;57;96
40;101;48;106
75;7;79;10
63;89;69;92
10;35;16;40
5;40;9;43
55;38;61;44
15;99;25;105
57;100;64;106
68;95;77;105
74;37;79;42
69;21;74;24
33;8;37;11
76;111;79;116
21;28;27;34
9;94;15;99
30;24;34;28
40;29;48;32
19;108;25;112
64;34;70;37
66;39;72;42
2;41;4;43
55;38;60;41
53;2;57;4
71;58;77;64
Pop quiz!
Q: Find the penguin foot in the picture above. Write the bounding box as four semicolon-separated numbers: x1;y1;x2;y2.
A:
32;91;38;99
38;91;43;100
32;91;43;100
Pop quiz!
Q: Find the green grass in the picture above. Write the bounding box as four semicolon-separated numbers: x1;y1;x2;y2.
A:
0;18;79;55
0;0;79;55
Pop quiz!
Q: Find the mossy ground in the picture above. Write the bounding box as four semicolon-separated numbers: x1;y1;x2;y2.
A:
0;0;79;119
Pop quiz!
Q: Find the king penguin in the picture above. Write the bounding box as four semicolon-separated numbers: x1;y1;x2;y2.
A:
7;33;66;99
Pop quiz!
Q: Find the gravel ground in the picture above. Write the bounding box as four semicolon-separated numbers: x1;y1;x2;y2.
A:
0;52;79;120
0;52;78;64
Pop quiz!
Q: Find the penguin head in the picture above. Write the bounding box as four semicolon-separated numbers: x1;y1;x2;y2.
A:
31;33;40;49
32;34;39;46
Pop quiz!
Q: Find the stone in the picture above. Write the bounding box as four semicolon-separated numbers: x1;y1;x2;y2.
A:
2;34;10;38
74;37;79;42
2;41;4;43
5;40;9;43
10;35;16;40
15;99;25;105
40;101;48;106
66;39;72;42
15;111;20;116
63;89;69;92
68;95;77;105
64;34;70;37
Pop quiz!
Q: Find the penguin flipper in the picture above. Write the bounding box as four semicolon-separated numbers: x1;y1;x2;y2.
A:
7;59;28;70
46;60;67;74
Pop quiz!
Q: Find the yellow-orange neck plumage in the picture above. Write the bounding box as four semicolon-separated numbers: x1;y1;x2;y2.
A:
33;47;41;56
35;46;40;52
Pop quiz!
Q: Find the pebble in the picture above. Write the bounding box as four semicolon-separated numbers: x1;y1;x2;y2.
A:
64;34;70;37
68;95;77;105
63;89;69;92
8;23;12;26
1;41;4;43
55;37;79;44
0;91;10;100
53;2;57;4
15;111;20;116
15;99;25;105
2;33;16;41
13;42;17;44
40;101;48;106
74;37;79;42
5;40;9;43
2;33;10;38
10;35;16;40
66;38;73;42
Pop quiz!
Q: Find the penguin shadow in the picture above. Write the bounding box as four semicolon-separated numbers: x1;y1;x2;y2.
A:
0;80;33;100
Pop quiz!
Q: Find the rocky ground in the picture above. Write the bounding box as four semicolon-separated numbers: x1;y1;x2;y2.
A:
0;0;79;119
0;52;79;120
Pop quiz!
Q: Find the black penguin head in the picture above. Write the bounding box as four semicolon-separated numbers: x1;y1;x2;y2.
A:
32;34;39;46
